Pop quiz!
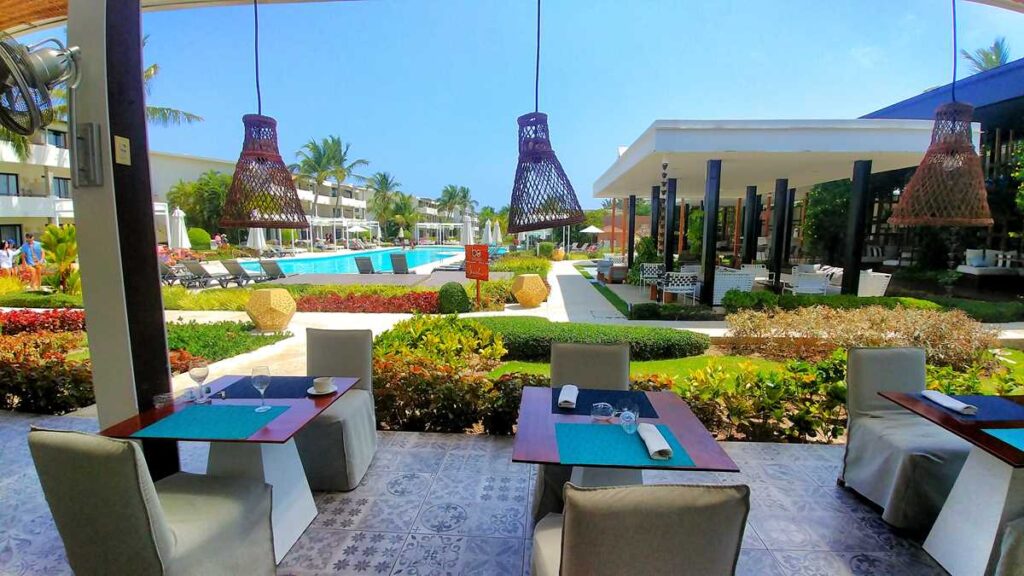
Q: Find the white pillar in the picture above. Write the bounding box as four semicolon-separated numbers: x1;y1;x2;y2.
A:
67;1;139;427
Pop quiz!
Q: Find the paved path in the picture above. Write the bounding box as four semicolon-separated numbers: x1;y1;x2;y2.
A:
545;260;625;322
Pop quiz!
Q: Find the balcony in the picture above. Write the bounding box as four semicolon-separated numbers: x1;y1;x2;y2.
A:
417;206;438;216
0;142;71;169
0;195;56;218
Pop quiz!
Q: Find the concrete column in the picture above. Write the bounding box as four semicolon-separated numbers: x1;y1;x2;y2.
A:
626;195;636;268
681;203;689;253
842;161;873;295
663;179;677;272
742;186;758;263
700;160;722;306
649;185;660;243
783;188;797;267
770;179;789;291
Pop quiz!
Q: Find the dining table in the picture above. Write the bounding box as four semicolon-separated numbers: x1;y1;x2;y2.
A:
102;374;359;563
881;392;1024;576
512;386;738;487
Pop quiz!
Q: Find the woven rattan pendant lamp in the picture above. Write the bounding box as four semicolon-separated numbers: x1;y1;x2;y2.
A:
221;0;307;230
888;0;992;228
507;0;584;234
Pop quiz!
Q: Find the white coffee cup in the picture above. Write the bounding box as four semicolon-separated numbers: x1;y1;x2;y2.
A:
313;377;333;394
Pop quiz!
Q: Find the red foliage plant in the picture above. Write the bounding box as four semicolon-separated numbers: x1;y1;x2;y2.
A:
168;349;207;375
296;292;440;314
0;309;86;335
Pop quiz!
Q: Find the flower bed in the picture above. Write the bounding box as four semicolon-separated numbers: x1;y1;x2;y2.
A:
0;332;93;415
490;253;552;278
296;291;440;313
0;308;86;334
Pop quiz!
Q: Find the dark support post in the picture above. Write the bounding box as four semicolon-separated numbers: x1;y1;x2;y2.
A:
649;185;661;243
681;203;690;252
108;0;178;479
770;179;789;292
700;160;722;306
842;160;873;295
742;186;758;263
663;179;677;271
782;188;796;267
626;195;636;268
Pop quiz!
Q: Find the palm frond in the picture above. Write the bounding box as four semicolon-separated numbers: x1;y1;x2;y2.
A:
0;127;31;161
146;106;204;127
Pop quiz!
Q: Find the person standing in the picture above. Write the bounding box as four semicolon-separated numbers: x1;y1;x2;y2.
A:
0;240;19;278
20;233;45;289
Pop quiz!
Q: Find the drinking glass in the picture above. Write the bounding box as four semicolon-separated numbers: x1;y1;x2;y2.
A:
591;402;614;422
618;401;639;435
251;366;272;413
189;360;210;404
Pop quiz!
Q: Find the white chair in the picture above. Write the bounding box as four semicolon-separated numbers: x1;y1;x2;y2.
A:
639;263;665;295
783;272;828;295
700;270;755;306
661;272;698;305
679;263;701;275
741;263;769;281
841;348;971;536
533;483;750;576
295;328;378;491
29;428;275;576
857;270;891;297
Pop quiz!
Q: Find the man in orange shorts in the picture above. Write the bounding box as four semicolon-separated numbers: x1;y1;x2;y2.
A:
20;233;45;289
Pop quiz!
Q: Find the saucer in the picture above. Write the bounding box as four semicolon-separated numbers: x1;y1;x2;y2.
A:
307;384;338;396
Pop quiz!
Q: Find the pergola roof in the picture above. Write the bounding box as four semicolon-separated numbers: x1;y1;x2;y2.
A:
591;119;975;201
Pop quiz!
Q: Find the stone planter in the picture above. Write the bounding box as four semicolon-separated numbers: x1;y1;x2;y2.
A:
552;248;565;261
245;288;296;332
512;274;548;308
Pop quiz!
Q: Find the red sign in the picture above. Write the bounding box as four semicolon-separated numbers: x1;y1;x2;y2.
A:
465;245;489;281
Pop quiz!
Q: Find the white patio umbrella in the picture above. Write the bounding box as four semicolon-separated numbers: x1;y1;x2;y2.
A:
493;221;503;245
169;207;191;249
398;227;406;239
246;227;266;251
348;225;368;233
462;215;474;245
580;225;604;234
483;220;493;246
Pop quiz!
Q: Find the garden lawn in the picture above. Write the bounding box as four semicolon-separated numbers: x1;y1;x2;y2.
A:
574;265;630;316
488;355;784;379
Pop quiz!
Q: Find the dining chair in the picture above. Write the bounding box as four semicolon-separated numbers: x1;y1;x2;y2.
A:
783;272;828;295
661;272;698;305
534;343;630;524
532;483;750;576
841;347;971;537
29;428;275;576
638;263;665;295
296;328;378;491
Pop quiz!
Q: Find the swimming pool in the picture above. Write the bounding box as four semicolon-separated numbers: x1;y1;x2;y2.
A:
241;247;457;275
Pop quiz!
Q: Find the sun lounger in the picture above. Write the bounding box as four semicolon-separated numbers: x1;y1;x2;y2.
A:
355;257;380;274
390;253;414;274
180;260;240;289
223;259;270;285
259;260;289;280
158;262;191;286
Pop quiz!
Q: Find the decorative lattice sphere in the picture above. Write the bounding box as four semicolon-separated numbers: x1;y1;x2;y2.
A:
245;288;296;331
511;274;548;308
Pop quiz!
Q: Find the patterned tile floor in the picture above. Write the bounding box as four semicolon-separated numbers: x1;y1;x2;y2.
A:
0;411;947;575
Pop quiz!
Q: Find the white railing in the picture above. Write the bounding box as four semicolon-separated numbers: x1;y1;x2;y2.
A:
0;142;70;168
0;195;57;218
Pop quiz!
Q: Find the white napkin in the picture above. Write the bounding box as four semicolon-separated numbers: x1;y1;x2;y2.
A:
922;390;978;415
638;423;673;460
558;385;579;409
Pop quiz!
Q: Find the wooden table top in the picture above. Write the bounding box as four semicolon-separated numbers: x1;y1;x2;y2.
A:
512;387;739;472
880;392;1024;468
101;375;359;444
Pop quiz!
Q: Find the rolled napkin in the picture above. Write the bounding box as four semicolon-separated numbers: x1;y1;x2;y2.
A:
922;390;978;415
558;385;579;409
638;423;673;460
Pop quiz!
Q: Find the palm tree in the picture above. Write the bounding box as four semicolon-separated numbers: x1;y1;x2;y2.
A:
455;186;477;219
391;192;420;236
961;37;1011;74
329;137;369;214
366;172;402;236
437;184;462;243
0;127;31;162
291;137;340;220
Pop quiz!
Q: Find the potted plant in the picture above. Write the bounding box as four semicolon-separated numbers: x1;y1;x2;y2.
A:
937;270;962;297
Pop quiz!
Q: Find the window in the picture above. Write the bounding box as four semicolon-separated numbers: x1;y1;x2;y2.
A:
0;173;18;196
46;130;67;148
0;225;22;245
53;177;71;199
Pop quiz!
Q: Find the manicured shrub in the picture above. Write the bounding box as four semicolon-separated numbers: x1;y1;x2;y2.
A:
374;315;505;371
296;291;439;314
0;309;86;334
373;353;488;433
482;372;551;435
438;282;472;314
0;291;83;309
537;242;555;259
629;303;722;321
0;332;93;415
491;253;552;278
162;286;251;311
924;297;1024;323
473;316;710;361
722;290;779;312
187;227;212;248
165;321;288;362
479;278;514;310
777;294;943;312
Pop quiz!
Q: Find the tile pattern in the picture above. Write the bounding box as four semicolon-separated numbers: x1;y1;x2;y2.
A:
0;412;947;575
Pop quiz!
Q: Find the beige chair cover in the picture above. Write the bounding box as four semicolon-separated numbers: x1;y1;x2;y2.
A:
841;347;971;536
533;343;631;523
533;483;750;576
28;428;274;576
296;328;378;491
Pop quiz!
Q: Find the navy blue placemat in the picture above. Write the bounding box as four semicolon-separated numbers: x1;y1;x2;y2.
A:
551;388;658;419
921;394;1024;422
221;376;317;399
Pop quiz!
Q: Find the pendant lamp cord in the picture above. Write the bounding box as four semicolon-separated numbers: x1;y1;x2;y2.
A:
951;0;958;103
253;0;263;115
534;0;541;113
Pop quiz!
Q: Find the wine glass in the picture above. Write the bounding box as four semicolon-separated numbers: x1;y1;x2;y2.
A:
189;360;210;404
251;366;272;413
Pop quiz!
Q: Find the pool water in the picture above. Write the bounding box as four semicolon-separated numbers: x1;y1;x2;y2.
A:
241;247;457;275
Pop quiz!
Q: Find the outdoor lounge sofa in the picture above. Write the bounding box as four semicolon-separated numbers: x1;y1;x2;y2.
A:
957;248;1021;278
841;347;971;536
532;483;750;576
295;329;378;491
29;428;275;576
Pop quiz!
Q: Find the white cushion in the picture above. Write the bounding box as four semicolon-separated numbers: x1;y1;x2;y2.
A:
956;265;1018;277
983;250;1000;268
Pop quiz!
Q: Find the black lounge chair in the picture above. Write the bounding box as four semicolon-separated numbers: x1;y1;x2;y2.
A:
158;262;191;286
180;260;240;289
259;260;289;280
223;259;270;285
390;253;414;274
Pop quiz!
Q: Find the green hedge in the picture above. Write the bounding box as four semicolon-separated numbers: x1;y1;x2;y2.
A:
473;316;709;361
0;291;83;308
491;253;551;278
923;297;1024;324
165;321;289;362
629;302;722;321
438;282;472;313
187;228;212;248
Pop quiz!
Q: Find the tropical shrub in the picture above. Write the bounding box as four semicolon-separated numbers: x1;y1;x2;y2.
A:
473;316;709;361
482;372;551;435
478;278;514;310
168;349;208;375
374;315;505;371
39;224;80;294
0;276;23;295
165;321;288;362
627;237;659;285
161;286;252;311
491;253;552;278
725;306;994;369
438;282;472;314
187;227;212;248
0;332;93;415
373;353;488;432
537;242;555;259
722;290;780;312
296;291;439;313
0;309;86;334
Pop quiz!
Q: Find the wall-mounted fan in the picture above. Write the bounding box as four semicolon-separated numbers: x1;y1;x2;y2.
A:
0;33;80;136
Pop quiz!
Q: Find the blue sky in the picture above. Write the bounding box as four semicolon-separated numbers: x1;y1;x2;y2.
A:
23;1;1024;208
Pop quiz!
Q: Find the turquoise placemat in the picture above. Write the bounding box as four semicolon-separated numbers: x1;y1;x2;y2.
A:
983;428;1024;451
555;423;695;467
132;404;288;440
